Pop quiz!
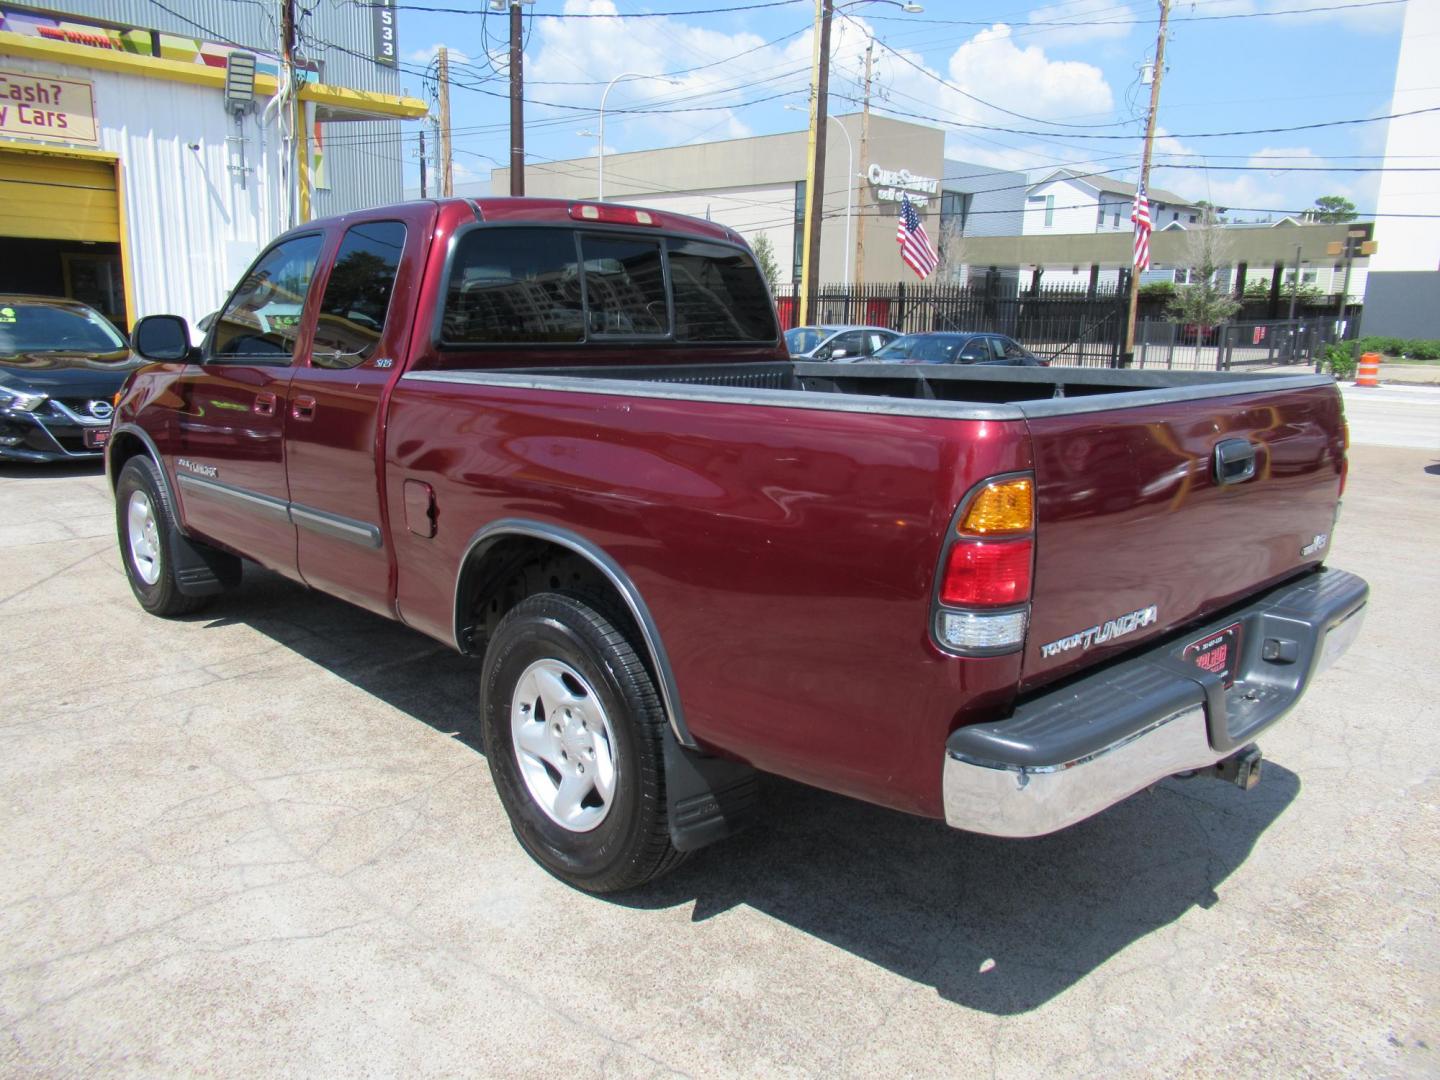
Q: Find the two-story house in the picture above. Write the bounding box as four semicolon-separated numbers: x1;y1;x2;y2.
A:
1023;169;1204;236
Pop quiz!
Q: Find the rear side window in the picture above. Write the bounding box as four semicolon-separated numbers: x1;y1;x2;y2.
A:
581;235;667;337
311;221;407;369
669;239;777;342
443;228;584;343
211;233;324;362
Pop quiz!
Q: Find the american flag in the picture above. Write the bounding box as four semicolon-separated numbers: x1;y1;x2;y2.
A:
1131;180;1152;272
896;194;939;280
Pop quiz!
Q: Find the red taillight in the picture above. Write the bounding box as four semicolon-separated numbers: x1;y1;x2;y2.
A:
940;539;1033;607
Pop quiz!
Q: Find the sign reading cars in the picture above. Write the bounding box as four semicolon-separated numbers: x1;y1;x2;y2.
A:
0;69;98;146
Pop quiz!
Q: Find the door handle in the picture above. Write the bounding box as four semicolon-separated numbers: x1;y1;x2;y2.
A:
291;395;317;422
1213;438;1257;486
253;391;277;417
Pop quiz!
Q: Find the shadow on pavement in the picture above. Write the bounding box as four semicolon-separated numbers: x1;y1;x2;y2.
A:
1424;462;1440;476
196;563;1298;1016
196;563;482;751
0;460;106;480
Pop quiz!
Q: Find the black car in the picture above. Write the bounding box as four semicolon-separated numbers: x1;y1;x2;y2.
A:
871;332;1047;367
0;295;141;463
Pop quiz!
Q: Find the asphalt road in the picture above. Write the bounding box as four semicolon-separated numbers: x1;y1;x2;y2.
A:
1;435;1436;1076
1341;383;1440;451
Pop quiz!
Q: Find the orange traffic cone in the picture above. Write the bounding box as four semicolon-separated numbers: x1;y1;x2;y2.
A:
1356;352;1381;387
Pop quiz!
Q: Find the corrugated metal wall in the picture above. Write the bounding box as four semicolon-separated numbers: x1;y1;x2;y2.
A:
32;0;409;212
0;53;286;326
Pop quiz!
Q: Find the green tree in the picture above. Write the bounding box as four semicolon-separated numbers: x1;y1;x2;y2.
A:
1305;195;1357;224
1166;208;1241;331
751;233;780;291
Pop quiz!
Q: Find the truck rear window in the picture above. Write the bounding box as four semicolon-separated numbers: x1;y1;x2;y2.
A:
441;226;777;346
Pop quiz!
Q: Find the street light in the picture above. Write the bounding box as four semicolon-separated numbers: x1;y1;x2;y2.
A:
797;0;923;324
786;103;853;286
598;72;682;201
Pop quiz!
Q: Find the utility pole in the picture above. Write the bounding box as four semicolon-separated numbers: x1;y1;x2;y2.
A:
1122;0;1171;367
798;0;835;326
854;35;873;288
418;128;428;198
437;46;453;196
509;0;525;194
280;0;305;225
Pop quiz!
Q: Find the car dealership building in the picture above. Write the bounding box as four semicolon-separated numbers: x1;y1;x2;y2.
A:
0;1;425;331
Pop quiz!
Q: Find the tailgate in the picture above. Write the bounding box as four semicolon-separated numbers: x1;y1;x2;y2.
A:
1020;381;1345;690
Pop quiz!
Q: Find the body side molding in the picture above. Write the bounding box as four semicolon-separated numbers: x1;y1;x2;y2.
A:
176;473;383;548
453;518;697;749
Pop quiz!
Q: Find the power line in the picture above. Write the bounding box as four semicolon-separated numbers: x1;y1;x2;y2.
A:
866;0;1403;27
353;0;807;15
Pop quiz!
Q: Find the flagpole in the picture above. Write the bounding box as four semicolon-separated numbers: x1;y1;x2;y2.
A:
1123;0;1171;367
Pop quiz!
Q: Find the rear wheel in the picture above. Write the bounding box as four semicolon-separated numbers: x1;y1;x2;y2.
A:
115;456;209;617
480;592;685;892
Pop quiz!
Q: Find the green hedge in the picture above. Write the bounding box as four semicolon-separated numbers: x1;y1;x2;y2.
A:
1355;335;1440;360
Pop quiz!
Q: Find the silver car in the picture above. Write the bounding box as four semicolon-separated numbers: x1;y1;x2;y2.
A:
784;324;899;362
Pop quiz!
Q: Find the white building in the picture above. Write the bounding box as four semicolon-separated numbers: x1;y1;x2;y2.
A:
1023;169;1204;237
1363;0;1440;337
0;2;425;331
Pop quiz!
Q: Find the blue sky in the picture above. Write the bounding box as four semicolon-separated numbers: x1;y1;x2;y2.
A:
385;0;1414;220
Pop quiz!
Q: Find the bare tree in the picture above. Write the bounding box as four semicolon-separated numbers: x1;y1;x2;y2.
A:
935;219;968;285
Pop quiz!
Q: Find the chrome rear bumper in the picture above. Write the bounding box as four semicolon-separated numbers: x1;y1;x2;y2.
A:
943;568;1368;838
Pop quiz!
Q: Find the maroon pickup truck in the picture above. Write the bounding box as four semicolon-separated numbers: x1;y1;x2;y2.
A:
109;197;1367;892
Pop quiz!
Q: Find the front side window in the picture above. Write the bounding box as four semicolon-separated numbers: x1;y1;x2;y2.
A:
669;239;777;342
311;221;407;369
210;233;324;362
443;228;584;344
581;235;667;336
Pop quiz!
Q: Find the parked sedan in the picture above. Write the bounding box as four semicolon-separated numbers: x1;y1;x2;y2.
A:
0;295;141;463
785;324;899;362
871;332;1047;366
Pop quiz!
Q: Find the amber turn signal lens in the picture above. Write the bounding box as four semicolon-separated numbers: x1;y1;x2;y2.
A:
959;478;1033;536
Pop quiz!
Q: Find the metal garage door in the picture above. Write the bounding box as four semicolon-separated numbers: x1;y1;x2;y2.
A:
0;149;119;243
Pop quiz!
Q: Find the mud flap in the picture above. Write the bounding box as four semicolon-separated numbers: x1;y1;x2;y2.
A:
662;728;762;853
172;534;243;596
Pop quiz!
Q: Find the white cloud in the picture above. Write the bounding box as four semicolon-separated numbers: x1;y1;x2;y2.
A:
1023;0;1140;46
524;0;788;148
405;43;472;65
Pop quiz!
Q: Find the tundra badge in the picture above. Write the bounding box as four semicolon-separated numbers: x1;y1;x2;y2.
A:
1301;533;1328;557
1040;605;1159;659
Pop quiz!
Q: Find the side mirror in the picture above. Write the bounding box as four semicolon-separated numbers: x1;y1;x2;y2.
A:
813;346;832;361
132;315;194;363
831;348;849;359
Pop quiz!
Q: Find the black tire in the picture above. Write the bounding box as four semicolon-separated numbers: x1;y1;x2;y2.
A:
115;456;209;617
481;592;685;893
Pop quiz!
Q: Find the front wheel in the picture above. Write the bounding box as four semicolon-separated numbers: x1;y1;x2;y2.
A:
480;593;685;892
115;456;209;617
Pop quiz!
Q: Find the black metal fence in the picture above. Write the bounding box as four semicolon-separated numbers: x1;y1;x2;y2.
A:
775;282;1128;367
775;282;1359;370
1133;318;1342;371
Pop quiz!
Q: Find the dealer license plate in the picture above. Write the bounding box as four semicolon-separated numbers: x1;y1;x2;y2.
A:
84;427;109;449
1183;622;1242;688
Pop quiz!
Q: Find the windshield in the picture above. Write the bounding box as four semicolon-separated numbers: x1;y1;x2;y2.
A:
873;334;967;364
784;327;827;355
0;302;128;357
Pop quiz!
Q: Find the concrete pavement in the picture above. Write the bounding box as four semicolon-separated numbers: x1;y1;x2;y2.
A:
0;439;1436;1077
